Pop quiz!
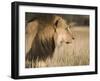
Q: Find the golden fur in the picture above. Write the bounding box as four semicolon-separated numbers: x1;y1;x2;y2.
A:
25;14;74;68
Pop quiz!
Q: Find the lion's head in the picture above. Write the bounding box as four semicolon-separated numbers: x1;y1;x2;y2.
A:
53;16;75;47
25;14;75;67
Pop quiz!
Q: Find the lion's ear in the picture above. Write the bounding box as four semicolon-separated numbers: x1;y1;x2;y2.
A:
53;19;59;32
54;19;60;27
55;19;59;27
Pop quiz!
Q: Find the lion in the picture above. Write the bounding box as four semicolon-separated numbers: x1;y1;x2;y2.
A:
25;14;75;68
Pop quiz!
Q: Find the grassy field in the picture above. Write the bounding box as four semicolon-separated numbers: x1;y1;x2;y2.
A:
26;26;89;68
46;26;89;67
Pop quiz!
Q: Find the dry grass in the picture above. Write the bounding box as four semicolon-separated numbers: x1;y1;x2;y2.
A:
26;26;89;68
46;26;89;67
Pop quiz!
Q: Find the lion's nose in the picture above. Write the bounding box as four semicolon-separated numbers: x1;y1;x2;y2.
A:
72;37;75;40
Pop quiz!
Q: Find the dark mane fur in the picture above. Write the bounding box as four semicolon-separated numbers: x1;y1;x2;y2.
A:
26;33;55;61
26;14;57;62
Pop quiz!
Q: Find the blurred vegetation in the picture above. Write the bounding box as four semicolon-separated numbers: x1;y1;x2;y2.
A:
26;13;89;26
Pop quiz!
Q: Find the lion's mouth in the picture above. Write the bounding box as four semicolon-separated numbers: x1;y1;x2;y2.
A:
65;41;72;44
